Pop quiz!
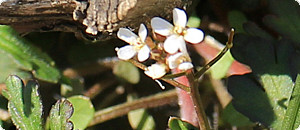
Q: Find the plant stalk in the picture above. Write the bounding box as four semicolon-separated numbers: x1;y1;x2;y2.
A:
88;89;177;126
186;70;211;129
194;28;235;80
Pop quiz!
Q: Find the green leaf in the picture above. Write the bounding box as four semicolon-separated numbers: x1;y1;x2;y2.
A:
0;25;60;83
229;25;297;128
49;98;74;130
0;51;31;83
128;109;156;130
222;102;253;126
228;10;247;33
2;75;43;130
127;94;156;130
113;61;140;84
68;95;95;130
281;74;300;130
263;0;300;46
209;51;234;79
168;117;198;130
228;74;276;126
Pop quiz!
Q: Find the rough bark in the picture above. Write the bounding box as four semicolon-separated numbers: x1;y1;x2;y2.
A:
0;0;195;40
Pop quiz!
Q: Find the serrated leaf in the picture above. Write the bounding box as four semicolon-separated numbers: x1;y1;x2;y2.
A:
168;117;198;130
0;25;60;83
49;98;74;130
209;51;234;79
113;61;140;84
281;74;300;130
222;102;253;127
2;75;43;130
68;95;95;130
127;94;155;130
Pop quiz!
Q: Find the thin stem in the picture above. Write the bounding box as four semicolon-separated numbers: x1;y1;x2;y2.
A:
186;71;211;129
83;79;116;99
161;78;191;92
194;28;235;80
88;89;178;126
163;72;187;79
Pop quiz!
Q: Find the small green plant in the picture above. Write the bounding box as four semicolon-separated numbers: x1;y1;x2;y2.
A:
2;75;94;130
0;0;300;129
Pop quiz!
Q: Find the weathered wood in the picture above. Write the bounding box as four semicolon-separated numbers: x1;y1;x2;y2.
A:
0;0;195;40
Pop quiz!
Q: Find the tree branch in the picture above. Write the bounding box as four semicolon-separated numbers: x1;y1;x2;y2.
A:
0;0;195;40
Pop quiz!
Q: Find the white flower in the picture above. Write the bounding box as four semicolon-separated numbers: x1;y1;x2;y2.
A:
144;63;167;79
296;0;300;5
151;8;204;54
116;24;151;62
167;52;193;71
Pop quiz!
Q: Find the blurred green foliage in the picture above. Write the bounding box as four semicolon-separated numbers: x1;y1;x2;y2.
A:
0;0;299;129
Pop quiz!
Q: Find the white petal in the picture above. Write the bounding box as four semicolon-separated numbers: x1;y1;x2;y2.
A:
164;35;185;54
137;45;151;62
151;17;173;36
117;28;139;44
178;62;193;71
167;52;183;69
116;45;137;60
144;64;166;79
138;24;147;42
173;8;187;28
184;28;204;44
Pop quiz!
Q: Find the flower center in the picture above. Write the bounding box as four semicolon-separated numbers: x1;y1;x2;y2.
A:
133;44;145;51
174;26;187;36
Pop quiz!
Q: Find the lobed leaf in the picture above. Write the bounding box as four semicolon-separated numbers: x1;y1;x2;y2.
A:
2;75;43;130
49;98;74;130
68;95;95;130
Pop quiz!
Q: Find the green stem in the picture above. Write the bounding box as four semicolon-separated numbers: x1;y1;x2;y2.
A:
194;28;235;80
186;71;211;129
88;89;178;126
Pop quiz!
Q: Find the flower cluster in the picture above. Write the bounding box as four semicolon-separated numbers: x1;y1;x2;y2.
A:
116;8;204;80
